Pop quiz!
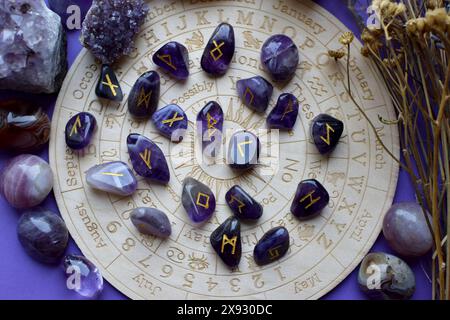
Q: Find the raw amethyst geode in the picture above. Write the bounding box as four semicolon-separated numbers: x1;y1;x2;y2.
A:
80;0;149;64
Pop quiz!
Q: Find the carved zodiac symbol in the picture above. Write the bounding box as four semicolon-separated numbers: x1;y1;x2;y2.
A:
185;31;204;51
242;31;262;49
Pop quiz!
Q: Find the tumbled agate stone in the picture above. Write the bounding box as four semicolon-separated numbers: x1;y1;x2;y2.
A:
131;207;172;238
86;161;137;196
63;254;103;299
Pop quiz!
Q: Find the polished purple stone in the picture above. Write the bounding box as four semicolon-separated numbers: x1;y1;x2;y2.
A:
128;71;160;119
201;23;235;76
261;34;299;82
86;161;137;196
267;93;299;130
227;130;260;170
17;208;68;264
310;113;344;155
1;154;53;209
197;101;224;158
210;217;241;268
48;0;91;30
290;179;329;220
236;76;273;112
152;104;188;142
65;112;97;149
253;226;289;266
63;254;103;299
131;207;172;238
95;64;123;101
182;177;216;223
152;41;189;80
225;185;263;220
383;202;433;257
127;133;170;184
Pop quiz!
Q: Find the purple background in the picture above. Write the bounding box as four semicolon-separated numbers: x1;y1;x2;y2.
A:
0;0;432;299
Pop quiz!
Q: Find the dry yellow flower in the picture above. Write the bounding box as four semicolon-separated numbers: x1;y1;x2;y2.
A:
339;32;354;45
328;50;346;60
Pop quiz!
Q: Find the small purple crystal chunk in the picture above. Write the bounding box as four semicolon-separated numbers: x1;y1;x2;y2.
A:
227;130;260;170
86;161;137;196
290;179;329;220
197;101;224;158
131;207;172;238
153;42;189;80
310;113;344;155
128;71;160;119
253;226;289;266
152;104;188;142
261;34;299;82
65;112;97;150
127;133;170;184
210;217;241;268
267;93;299;130
63;254;103;299
96;64;123;101
80;0;148;64
225;185;263;220
236;76;273;112
182;177;216;223
201;23;235;75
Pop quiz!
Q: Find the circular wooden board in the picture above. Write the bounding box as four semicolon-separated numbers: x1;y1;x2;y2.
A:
50;0;399;300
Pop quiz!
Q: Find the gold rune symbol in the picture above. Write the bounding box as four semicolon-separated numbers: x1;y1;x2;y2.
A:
210;40;225;61
207;112;218;137
162;112;184;127
137;88;152;108
229;195;245;213
157;54;177;70
243;87;254;105
237;140;253;157
268;245;282;260
139;149;152;169
102;74;119;96
196;192;210;209
221;234;237;254
320;123;335;146
281;100;294;120
300;190;321;209
101;172;124;177
69;115;82;136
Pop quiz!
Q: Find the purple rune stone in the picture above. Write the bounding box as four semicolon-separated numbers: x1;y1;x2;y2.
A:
128;71;160;119
63;254;103;299
127;133;170;184
17;208;69;264
227;130;260;170
86;161;137;196
310;113;344;155
131;207;172;238
383;202;433;257
225;185;263;220
152;104;188;142
253;226;289;266
290;179;329;220
197;101;224;158
152;41;189;80
1;154;53;209
182;177;216;223
201;23;235;76
267;93;299;130
65;112;96;150
48;0;91;30
95;64;123;101
261;34;299;82
210;217;241;268
236;76;273;112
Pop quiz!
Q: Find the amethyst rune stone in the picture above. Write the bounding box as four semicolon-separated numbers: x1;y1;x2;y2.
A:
86;161;137;196
236;76;273;112
1;154;53;209
261;34;299;82
153;42;189;80
290;179;329;220
131;207;172;238
210;217;242;268
201;23;235;76
267;93;299;130
65;112;97;150
48;0;91;30
17;208;69;264
96;64;123;101
128;71;160;119
182;177;216;223
254;226;290;266
127;133;170;184
63;255;104;299
197;101;224;158
311;113;344;155
152;104;188;142
228;130;260;170
225;185;263;220
80;0;148;64
383;202;433;257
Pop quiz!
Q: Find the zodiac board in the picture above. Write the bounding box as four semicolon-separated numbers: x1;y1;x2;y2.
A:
50;0;399;299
